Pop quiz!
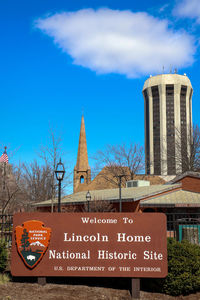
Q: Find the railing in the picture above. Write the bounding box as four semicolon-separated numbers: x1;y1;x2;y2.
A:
166;212;200;244
0;214;13;246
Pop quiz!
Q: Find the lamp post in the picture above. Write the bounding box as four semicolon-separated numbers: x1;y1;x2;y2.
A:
55;158;65;212
86;190;91;212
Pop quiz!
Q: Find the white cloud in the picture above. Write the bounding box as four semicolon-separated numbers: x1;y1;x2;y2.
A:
35;8;195;78
173;0;200;22
159;4;169;13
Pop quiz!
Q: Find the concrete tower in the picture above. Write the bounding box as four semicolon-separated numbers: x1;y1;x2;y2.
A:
73;115;91;193
142;74;193;176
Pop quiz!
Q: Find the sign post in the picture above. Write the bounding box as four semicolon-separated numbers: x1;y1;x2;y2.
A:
11;213;168;298
132;278;140;299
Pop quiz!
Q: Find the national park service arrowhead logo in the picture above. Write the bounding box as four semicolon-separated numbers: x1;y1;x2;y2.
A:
15;220;51;269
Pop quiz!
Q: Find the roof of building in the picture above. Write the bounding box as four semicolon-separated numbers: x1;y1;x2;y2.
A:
166;171;200;184
143;74;192;91
140;190;200;207
75;166;166;192
35;183;181;207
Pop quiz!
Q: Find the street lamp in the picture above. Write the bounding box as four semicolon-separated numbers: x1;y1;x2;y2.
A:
55;158;65;212
86;190;91;212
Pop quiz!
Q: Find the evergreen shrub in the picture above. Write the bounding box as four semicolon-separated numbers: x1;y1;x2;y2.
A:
142;238;200;296
0;239;8;272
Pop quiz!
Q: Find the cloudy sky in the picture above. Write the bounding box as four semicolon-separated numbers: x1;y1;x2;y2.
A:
1;0;200;185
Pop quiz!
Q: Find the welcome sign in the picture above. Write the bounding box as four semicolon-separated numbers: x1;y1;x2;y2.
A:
11;213;168;278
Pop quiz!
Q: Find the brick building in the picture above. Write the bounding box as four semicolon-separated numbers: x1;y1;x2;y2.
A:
35;116;200;214
35;171;200;215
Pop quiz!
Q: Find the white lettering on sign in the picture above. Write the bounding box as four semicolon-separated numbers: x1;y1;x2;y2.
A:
143;251;163;260
123;217;133;224
117;233;151;243
64;233;108;242
67;266;105;272
133;267;161;272
49;250;90;260
98;250;137;260
81;217;117;224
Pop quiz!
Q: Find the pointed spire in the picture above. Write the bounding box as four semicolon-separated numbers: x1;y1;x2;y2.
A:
75;115;90;171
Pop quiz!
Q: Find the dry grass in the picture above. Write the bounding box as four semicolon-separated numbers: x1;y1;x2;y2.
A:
0;273;10;284
0;282;200;300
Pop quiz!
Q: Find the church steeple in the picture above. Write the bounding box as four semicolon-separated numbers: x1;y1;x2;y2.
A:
75;115;89;171
73;115;91;193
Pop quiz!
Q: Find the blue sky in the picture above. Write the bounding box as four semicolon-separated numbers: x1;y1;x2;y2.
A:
1;0;200;179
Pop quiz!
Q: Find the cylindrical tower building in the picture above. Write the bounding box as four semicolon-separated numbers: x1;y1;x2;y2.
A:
142;74;193;176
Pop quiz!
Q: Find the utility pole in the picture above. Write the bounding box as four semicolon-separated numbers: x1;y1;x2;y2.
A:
115;174;126;212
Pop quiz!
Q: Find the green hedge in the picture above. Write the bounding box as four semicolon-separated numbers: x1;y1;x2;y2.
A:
142;238;200;296
0;239;8;273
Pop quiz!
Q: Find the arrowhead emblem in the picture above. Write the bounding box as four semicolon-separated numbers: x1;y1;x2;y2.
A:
15;220;51;269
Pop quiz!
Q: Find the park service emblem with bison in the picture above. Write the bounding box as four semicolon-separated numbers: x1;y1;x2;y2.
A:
15;220;51;269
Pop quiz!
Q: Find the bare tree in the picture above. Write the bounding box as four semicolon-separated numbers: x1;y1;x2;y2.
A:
61;205;77;213
38;126;72;196
0;127;72;213
93;142;144;187
0;163;26;214
163;124;200;174
83;199;116;212
38;126;62;198
39;125;63;171
20;161;53;207
190;124;200;171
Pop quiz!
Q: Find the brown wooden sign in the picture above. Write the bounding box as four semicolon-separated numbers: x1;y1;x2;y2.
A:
11;213;168;278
